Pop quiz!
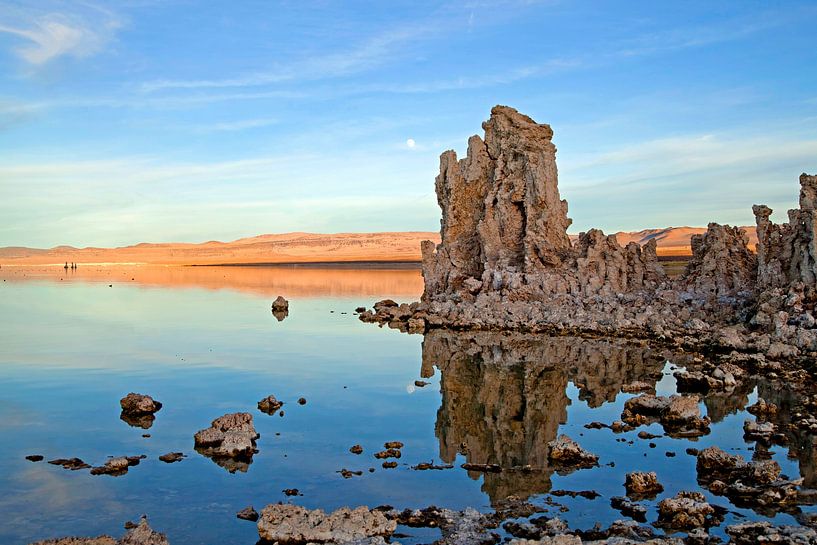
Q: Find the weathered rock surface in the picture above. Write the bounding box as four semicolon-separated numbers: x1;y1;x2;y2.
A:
256;504;396;544
272;296;289;311
624;471;663;499
726;520;817;544
257;394;284;415
547;435;598;470
120;393;162;415
29;517;167;545
621;394;710;437
656;491;721;530
696;446;804;512
193;412;259;473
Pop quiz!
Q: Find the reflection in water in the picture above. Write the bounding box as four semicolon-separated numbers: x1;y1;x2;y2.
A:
0;264;424;299
422;330;668;504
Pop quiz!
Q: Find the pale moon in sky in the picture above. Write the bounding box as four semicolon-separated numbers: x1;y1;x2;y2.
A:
406;138;416;148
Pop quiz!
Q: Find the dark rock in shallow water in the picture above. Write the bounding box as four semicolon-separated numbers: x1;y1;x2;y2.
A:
48;457;91;471
193;412;259;473
158;452;185;463
374;448;401;459
349;444;363;454
236;506;259;522
257;394;283;415
25;454;43;462
624;471;664;499
90;455;145;476
547;435;599;471
271;295;289;312
610;496;647;522
119;393;162;415
297;397;306;405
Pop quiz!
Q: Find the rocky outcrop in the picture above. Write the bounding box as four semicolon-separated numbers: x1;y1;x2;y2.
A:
362;106;817;361
193;412;259;473
120;393;162;429
29;517;168;545
256;504;396;544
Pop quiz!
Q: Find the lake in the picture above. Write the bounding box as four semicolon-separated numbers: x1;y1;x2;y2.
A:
0;265;813;544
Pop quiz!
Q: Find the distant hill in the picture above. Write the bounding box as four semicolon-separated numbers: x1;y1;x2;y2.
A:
0;226;758;266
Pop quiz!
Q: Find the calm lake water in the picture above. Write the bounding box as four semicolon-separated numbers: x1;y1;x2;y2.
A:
0;265;813;544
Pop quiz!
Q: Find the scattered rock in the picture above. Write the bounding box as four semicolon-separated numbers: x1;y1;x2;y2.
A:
236;506;259;522
25;455;44;462
338;468;363;478
414;380;430;387
625;471;664;499
374;449;401;459
383;441;403;449
193;412;259;473
256;504;396;544
48;458;91;471
622;394;710;437
90;455;144;476
158;452;185;463
610;497;647;522
271;296;289;312
257;395;284;415
349;444;363;455
119;393;162;429
656;491;721;530
283;488;300;496
382;461;398;469
547;435;599;470
412;462;454;470
297;397;307;405
726;521;817;544
29;516;167;545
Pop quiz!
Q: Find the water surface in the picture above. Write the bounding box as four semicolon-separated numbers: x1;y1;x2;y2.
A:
0;265;813;544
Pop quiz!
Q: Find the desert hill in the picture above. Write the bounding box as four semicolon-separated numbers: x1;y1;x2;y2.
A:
0;227;758;266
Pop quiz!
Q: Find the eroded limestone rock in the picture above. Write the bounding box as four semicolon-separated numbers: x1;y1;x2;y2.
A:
256;504;396;544
193;412;259;473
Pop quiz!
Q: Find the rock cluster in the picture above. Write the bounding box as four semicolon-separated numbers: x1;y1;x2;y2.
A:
624;471;664;499
193;412;259;473
360;105;817;362
546;435;598;470
29;517;168;545
621;394;710;437
655;491;722;530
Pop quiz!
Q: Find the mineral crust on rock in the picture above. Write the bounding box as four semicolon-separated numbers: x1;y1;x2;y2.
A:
193;412;259;473
256;504;396;544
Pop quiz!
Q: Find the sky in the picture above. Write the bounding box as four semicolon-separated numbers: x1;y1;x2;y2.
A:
1;1;816;248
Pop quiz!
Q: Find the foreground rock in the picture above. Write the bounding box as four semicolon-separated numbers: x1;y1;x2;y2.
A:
193;412;259;473
695;446;804;512
29;517;167;545
624;471;664;499
621;394;710;437
256;504;395;544
359;106;817;367
546;435;598;471
656;491;723;530
726;521;817;544
119;393;162;429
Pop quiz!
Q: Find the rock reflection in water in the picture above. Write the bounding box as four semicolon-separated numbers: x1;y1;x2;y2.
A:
422;330;668;504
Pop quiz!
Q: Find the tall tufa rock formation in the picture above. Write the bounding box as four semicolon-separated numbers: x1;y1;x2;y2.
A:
422;105;664;303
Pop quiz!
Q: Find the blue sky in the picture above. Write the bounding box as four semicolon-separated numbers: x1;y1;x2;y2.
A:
1;0;816;248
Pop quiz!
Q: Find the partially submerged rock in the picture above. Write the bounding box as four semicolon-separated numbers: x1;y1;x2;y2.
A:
257;394;284;415
546;435;598;471
656;491;721;530
610;496;647;522
193;412;259;473
90;455;144;476
256;504;396;544
696;446;803;511
119;393;162;429
624;471;664;499
29;517;167;545
621;394;710;437
272;296;289;311
48;458;91;471
158;452;185;463
237;506;259;522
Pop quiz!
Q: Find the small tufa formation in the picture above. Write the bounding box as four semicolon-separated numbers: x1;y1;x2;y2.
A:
119;393;162;429
546;435;598;470
256;504;396;544
257;394;284;415
193;412;259;473
621;394;710;437
624;471;664;499
271;295;289;321
656;491;721;530
90;455;145;476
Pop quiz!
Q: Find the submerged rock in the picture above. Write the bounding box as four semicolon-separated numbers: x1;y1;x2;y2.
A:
48;458;91;471
256;504;396;544
193;412;259;473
